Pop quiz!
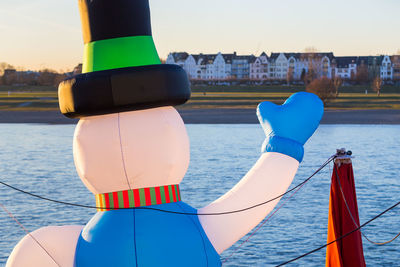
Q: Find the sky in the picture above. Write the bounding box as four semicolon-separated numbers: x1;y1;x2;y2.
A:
0;0;399;71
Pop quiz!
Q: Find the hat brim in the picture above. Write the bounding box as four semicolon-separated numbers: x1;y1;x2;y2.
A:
59;64;191;118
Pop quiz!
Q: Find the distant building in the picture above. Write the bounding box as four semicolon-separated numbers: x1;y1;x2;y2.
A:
380;55;393;80
231;53;255;79
249;52;334;81
333;57;357;80
269;53;289;80
250;52;269;80
1;69;42;86
390;55;400;81
212;52;234;80
167;52;234;80
359;56;381;81
299;52;334;79
182;54;198;80
166;51;398;83
73;64;83;75
201;54;222;80
2;69;17;85
3;69;17;76
166;52;189;68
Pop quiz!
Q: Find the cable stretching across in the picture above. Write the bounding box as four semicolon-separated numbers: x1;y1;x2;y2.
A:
0;203;60;267
0;155;335;216
275;199;400;266
334;165;400;245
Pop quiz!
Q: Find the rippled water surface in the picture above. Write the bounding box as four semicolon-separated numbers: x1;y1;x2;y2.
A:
0;124;399;266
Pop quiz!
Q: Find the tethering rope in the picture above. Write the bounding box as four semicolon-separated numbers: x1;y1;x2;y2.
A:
334;165;400;246
0;155;334;266
0;155;335;216
275;199;400;266
222;172;308;263
0;203;60;267
1;154;399;266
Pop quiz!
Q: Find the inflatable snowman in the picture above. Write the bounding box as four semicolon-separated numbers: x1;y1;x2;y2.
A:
7;0;323;266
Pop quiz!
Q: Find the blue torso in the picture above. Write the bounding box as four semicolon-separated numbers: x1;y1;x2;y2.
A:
75;201;221;267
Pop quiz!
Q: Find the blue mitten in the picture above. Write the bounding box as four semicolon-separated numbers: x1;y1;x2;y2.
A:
257;92;324;162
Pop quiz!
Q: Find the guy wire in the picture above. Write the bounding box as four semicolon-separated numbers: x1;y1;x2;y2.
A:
0;202;60;267
0;155;335;216
334;165;400;245
275;199;400;266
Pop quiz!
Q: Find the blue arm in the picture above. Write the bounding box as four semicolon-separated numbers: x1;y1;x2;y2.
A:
257;92;324;162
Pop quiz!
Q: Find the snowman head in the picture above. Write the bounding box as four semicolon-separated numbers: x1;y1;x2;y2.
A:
57;1;192;195
73;106;190;194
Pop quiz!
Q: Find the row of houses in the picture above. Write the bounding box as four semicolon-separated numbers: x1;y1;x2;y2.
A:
167;52;400;82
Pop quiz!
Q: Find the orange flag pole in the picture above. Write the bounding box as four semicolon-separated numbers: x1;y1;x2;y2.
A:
326;149;366;267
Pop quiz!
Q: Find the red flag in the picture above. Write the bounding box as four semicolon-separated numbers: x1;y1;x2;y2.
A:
326;159;366;267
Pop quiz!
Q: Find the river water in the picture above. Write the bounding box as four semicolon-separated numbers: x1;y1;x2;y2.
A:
0;124;399;266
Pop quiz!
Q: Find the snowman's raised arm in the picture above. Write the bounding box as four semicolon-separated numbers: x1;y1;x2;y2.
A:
198;92;324;254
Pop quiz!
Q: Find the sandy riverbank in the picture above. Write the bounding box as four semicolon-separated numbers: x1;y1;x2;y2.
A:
0;109;399;124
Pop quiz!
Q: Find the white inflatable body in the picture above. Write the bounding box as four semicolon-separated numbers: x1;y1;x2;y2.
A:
199;153;299;253
7;91;323;266
73;107;190;194
6;225;83;267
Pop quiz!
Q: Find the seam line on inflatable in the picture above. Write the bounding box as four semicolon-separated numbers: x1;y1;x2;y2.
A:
176;202;210;266
117;113;132;190
0;203;60;266
133;209;138;266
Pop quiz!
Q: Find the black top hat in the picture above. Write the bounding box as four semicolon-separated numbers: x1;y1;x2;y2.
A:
58;0;190;118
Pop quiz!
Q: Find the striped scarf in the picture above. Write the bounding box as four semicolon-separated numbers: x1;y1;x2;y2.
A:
95;184;181;211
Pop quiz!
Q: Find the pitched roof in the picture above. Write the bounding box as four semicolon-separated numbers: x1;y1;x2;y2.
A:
194;54;218;65
232;54;256;63
390;55;400;64
357;56;384;65
269;53;282;60
298;52;335;60
170;52;189;62
193;53;240;65
222;53;235;64
269;52;335;61
192;54;200;62
334;57;358;68
356;56;369;65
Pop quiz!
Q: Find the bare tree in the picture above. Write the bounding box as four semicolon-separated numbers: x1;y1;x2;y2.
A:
333;76;343;97
2;69;17;85
303;47;319;53
286;67;294;85
306;77;336;104
300;48;324;84
356;63;369;84
371;76;383;96
300;69;306;84
37;69;68;87
0;62;15;75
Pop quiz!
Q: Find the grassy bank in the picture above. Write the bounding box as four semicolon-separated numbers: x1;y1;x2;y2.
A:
185;92;400;109
191;84;400;94
0;85;399;111
0;90;58;111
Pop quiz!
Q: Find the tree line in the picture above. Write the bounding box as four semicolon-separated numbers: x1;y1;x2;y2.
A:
0;62;82;87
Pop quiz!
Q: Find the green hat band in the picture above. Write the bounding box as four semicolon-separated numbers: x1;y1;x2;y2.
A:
83;36;161;73
58;0;191;118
